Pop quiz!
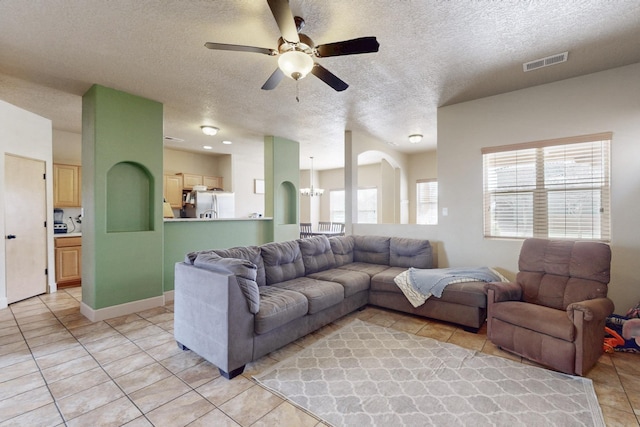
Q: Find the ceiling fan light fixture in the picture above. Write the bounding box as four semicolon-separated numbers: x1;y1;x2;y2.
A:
201;126;219;136
278;50;314;80
409;134;423;144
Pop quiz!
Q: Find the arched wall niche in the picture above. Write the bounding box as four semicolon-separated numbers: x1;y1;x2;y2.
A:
278;180;297;225
106;161;154;232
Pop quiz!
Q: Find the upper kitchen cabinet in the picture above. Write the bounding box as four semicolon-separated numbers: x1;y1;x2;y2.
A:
180;173;202;190
54;163;81;207
178;173;223;190
203;175;223;189
163;174;183;208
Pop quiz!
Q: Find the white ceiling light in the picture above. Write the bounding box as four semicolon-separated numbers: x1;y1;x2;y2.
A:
222;140;232;145
300;157;324;197
409;134;423;144
201;125;219;136
203;145;213;150
278;50;314;80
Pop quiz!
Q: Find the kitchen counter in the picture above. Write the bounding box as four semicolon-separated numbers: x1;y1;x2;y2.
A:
164;217;272;222
55;232;82;237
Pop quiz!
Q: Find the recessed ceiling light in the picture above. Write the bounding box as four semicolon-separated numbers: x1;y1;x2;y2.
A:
201;126;219;136
203;145;213;150
222;140;232;145
408;134;423;144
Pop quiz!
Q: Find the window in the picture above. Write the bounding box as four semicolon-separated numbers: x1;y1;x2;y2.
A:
482;132;611;241
416;179;438;225
329;188;378;224
329;190;345;223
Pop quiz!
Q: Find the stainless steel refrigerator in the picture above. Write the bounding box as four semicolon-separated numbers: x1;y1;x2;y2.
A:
184;190;235;219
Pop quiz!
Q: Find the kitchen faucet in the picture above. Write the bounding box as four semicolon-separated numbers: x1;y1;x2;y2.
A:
199;208;218;219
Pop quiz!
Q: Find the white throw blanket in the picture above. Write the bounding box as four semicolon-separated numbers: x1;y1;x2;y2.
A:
394;266;508;308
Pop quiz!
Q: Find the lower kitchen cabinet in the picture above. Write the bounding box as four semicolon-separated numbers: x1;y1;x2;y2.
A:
55;236;81;287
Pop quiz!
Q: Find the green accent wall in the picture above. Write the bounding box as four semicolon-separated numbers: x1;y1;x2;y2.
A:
82;85;164;309
264;136;300;242
163;219;273;292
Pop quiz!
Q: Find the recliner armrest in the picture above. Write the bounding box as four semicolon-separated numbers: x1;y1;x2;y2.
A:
484;281;522;302
567;297;614;322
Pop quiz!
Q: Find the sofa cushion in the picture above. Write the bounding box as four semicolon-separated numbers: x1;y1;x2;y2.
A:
390;237;433;269
329;236;355;266
371;267;488;308
298;235;336;274
308;268;371;298
261;241;305;285
212;246;266;287
255;287;308;334
271;277;344;314
193;252;257;281
370;266;409;293
353;236;390;265
338;262;390;277
490;300;575;341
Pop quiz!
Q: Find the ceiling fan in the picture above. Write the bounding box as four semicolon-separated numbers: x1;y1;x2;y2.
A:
204;0;379;92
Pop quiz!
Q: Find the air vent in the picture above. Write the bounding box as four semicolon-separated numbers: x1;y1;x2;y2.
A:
523;52;568;72
163;136;185;142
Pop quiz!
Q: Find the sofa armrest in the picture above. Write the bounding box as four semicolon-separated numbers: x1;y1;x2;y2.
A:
174;262;254;374
484;281;522;303
567;297;614;322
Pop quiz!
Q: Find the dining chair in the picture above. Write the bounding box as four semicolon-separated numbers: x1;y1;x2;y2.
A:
331;222;345;236
318;221;332;231
299;223;312;239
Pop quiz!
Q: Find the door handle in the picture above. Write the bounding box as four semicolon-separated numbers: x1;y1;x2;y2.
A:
6;234;16;239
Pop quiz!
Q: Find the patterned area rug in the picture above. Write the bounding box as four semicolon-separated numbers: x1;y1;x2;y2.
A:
254;320;604;427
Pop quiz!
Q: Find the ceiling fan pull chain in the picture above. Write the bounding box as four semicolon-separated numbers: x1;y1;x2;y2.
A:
296;80;300;103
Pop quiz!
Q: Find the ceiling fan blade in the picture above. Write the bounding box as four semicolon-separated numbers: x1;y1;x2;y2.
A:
311;63;348;92
266;0;300;43
261;68;285;90
315;36;380;58
205;42;276;56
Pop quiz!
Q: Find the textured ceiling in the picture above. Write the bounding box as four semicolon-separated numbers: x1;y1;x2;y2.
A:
1;0;639;170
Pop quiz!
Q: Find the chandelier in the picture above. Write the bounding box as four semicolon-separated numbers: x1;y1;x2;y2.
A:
300;156;324;196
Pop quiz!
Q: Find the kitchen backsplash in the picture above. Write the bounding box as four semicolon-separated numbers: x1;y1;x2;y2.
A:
57;207;82;234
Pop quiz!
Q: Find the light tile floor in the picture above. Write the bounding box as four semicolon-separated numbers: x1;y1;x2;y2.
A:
1;287;638;426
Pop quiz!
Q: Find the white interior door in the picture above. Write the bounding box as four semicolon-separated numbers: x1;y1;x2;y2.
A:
4;154;48;303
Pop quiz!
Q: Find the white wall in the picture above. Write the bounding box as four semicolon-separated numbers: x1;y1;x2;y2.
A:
436;63;640;315
163;148;224;177
0;100;54;308
53;129;82;165
407;150;438;224
231;152;264;218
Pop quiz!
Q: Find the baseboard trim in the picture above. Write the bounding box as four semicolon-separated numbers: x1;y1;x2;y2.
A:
164;290;174;303
80;295;165;322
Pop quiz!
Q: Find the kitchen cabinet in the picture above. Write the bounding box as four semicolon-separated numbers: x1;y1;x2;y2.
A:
181;173;203;190
203;175;223;189
163;174;183;208
55;236;81;287
54;164;81;207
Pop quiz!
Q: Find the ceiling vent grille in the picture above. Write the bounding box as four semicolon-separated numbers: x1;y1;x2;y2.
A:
523;51;568;72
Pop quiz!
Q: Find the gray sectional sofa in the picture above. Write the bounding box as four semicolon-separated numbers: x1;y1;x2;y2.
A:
174;235;489;379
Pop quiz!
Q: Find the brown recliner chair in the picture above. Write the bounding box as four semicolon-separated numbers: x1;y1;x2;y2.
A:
485;238;614;376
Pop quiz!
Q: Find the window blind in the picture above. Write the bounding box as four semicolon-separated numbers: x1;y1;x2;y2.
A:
482;133;611;241
417;179;438;225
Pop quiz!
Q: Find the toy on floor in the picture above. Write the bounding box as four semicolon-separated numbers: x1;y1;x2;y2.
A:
604;313;640;353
